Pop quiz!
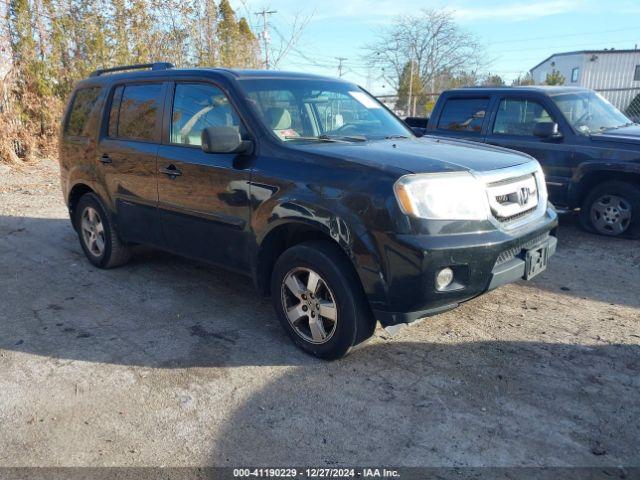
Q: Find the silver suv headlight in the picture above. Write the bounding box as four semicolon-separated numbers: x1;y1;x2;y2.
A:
394;172;489;221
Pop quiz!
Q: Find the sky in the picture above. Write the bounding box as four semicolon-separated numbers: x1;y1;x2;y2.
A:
231;0;640;95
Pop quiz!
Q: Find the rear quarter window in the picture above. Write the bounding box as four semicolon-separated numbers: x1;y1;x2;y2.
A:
437;97;489;133
65;87;102;137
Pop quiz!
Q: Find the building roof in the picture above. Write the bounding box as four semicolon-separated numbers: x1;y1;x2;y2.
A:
530;49;640;72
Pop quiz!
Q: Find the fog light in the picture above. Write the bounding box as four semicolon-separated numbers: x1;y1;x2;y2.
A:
435;267;454;291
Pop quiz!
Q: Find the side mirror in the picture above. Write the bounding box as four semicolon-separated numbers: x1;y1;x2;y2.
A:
533;121;562;139
201;126;253;154
411;126;426;137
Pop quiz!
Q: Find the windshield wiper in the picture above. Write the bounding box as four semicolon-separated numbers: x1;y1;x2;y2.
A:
285;134;367;143
285;135;347;143
323;134;367;142
600;122;637;132
384;134;410;139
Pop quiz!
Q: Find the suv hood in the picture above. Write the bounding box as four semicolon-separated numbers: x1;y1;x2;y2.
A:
590;124;640;146
293;136;533;174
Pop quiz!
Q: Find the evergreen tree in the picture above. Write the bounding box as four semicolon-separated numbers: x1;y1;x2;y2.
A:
544;70;565;86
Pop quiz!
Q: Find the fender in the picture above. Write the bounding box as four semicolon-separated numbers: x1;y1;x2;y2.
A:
251;194;391;310
569;160;640;207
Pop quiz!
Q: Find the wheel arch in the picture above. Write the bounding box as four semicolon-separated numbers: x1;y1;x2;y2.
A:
253;217;388;312
67;182;95;229
570;166;640;208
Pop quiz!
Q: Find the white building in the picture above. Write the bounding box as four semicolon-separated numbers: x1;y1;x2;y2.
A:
529;49;640;111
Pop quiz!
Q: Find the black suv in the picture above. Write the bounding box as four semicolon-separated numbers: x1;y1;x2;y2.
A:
59;63;558;359
425;87;640;238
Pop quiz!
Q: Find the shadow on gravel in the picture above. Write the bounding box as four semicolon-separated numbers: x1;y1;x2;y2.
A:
210;340;640;467
0;214;639;369
526;213;640;309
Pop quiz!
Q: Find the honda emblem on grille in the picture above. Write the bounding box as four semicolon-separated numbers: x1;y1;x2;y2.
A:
517;187;531;206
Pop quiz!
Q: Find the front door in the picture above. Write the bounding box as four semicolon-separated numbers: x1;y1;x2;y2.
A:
485;96;575;206
97;82;166;245
156;82;253;272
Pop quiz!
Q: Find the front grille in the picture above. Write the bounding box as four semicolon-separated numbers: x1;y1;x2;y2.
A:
497;206;537;223
495;232;550;265
486;173;538;224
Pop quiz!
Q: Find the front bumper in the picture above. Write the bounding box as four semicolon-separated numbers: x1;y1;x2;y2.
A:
371;207;558;327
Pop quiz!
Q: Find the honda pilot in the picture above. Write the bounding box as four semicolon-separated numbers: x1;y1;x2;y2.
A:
59;63;558;359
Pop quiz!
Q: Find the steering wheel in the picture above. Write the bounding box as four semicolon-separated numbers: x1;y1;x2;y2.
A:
574;110;592;127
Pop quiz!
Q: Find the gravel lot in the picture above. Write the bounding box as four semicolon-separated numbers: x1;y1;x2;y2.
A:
0;159;639;467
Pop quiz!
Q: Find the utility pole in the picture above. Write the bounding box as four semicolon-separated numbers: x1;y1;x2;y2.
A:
255;9;276;69
407;60;414;117
336;57;347;77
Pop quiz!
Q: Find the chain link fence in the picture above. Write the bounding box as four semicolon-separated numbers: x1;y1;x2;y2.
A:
596;87;640;123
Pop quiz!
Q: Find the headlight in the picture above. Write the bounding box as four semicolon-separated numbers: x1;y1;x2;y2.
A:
535;164;549;208
394;172;489;220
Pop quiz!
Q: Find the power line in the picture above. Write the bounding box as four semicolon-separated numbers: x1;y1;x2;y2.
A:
486;26;640;45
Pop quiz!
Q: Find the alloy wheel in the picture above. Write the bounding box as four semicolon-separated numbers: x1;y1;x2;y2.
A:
81;206;106;257
281;267;338;344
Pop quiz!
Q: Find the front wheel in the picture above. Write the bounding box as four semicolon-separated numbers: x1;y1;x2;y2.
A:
579;181;640;239
270;241;375;360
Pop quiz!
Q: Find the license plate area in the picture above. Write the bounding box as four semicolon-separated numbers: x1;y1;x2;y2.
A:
524;244;548;280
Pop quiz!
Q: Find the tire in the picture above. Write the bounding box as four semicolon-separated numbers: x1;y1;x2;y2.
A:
579;180;640;239
75;193;131;268
270;240;376;360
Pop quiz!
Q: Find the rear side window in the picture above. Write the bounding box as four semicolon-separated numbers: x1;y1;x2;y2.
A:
110;84;163;141
65;87;102;137
437;98;489;133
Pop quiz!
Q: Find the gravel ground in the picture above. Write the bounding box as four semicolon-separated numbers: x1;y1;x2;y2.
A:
0;159;639;467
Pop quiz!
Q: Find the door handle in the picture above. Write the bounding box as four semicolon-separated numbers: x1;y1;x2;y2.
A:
99;154;112;164
159;164;182;179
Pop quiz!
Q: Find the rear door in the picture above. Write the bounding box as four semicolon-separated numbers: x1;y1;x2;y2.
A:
98;81;166;245
484;95;575;206
156;81;253;272
430;96;492;142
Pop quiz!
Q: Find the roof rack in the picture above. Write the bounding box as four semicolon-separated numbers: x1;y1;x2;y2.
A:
89;62;175;77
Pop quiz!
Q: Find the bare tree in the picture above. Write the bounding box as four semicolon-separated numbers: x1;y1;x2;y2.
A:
267;11;313;69
364;9;485;93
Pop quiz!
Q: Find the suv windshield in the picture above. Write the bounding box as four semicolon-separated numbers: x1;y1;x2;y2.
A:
551;91;632;135
238;78;411;142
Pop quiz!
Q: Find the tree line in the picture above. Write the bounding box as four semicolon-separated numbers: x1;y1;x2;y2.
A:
0;0;261;163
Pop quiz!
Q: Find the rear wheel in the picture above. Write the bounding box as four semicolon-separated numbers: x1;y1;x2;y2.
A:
76;193;131;268
580;181;640;238
271;241;375;360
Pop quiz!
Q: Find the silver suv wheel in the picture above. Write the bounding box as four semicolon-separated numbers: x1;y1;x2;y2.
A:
281;267;338;344
590;194;632;236
81;206;106;257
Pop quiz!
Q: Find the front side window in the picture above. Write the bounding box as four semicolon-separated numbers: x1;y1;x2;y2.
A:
171;83;241;146
635;65;640;82
437;98;489;133
239;78;411;142
112;84;163;141
552;91;631;135
493;98;553;136
65;87;102;137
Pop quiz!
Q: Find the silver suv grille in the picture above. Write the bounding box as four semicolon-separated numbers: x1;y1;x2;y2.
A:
487;174;538;223
474;161;547;230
